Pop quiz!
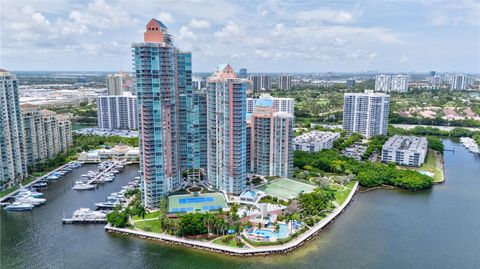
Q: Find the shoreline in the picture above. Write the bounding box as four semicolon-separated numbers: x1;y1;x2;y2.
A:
105;181;359;256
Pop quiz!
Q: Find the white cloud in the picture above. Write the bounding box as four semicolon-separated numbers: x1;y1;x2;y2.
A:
178;26;197;41
427;0;480;27
158;12;174;24
296;9;355;24
189;18;211;29
214;21;245;41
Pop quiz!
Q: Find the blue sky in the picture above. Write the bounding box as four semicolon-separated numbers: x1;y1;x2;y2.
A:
1;0;479;72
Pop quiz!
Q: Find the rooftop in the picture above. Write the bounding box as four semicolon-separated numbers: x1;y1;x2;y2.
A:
383;135;428;151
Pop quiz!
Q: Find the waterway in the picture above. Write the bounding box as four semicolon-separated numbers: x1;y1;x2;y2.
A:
1;139;479;269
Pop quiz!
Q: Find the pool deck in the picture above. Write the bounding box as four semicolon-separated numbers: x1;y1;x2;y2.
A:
105;181;359;256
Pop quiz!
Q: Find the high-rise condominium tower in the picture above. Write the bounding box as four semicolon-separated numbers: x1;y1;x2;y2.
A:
279;75;292;90
133;19;191;208
106;74;125;95
250;100;293;178
207;64;247;194
342;91;390;138
0;69;27;186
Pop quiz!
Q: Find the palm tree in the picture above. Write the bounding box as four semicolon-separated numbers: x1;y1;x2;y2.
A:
136;205;149;220
274;223;280;238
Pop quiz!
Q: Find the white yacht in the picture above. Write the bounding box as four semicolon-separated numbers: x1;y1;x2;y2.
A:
72;208;107;220
15;197;46;206
72;182;95;190
95;198;120;209
4;202;34;211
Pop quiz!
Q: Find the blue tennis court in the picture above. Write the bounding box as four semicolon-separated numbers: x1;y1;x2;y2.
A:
168;193;227;213
179;197;215;204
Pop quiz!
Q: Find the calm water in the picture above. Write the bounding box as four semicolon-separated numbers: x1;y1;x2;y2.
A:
1;140;479;269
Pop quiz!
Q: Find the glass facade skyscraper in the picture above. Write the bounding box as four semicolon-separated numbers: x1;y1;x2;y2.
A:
133;19;191;208
207;64;247;195
0;69;27;187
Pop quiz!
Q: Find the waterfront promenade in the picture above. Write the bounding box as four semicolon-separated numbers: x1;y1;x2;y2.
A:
106;181;359;256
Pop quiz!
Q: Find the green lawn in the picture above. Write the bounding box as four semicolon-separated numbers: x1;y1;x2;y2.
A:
131;210;161;221
402;150;444;183
0;186;19;198
134;219;162;233
212;236;244;248
334;181;357;205
255;178;317;200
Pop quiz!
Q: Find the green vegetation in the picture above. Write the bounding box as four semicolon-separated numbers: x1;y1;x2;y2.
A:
427;136;444;152
298;189;335;217
131;210;161;221
134;219;163;233
389;125;480;139
0;186;19;197
212;236;244;248
333;181;357;205
294;149;433;191
333;132;362;151
73;134;139;152
362;135;389;160
401;150;444;183
50;101;97;125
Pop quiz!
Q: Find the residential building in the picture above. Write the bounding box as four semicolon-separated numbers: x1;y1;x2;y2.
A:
238;68;248;79
391;75;409;92
430;75;442;87
188;89;208;179
0;69;27;186
451;74;467;90
106;73;125;95
260;75;272;91
192;77;206;90
133;19;189;207
21;104;72;170
279;75;292;90
347;79;356;88
376;74;409;92
96;94;138;130
247;93;294;114
21;104;46;166
249;75;261;92
381;135;428;166
207;64;247;194
375;74;391;92
250;100;293;178
342;91;390;138
294;131;340;152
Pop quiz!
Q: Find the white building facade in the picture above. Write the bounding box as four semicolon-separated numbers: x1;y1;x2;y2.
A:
381;135;428;166
247;93;294;114
342;91;390;138
294;131;340;152
96;94;138;130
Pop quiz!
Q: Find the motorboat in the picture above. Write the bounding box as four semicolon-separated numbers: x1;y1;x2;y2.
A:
4;202;34;211
17;189;44;198
72;182;95;190
32;182;48;188
95;198;120;209
103;177;114;182
16;196;46;206
72;208;107;220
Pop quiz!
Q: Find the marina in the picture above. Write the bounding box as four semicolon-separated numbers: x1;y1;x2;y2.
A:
460;137;480;154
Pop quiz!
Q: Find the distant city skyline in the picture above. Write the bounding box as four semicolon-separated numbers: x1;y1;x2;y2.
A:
1;0;479;72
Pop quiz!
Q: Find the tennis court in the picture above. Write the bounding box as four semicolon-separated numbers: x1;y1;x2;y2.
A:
168;193;228;213
255;178;317;200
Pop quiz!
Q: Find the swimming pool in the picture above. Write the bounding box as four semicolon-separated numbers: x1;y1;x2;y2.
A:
251;224;290;239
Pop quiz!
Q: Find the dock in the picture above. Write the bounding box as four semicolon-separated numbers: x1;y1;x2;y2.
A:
86;161;121;185
62;218;107;224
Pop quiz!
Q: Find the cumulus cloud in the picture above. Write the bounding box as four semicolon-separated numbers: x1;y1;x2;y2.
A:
296;9;355;24
214;21;245;40
189;18;211;29
158;12;174;24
